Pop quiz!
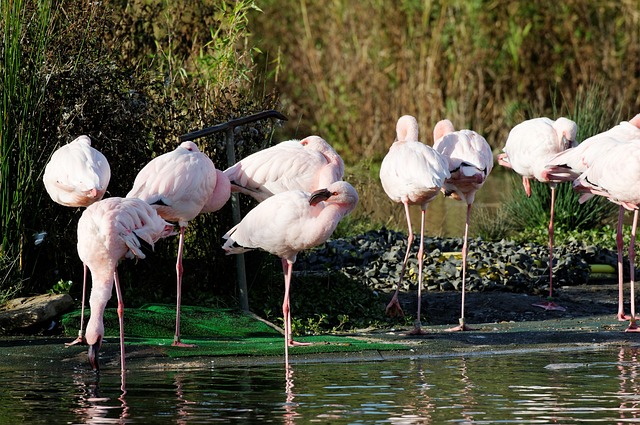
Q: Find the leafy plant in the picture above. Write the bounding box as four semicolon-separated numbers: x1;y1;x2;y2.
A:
48;279;73;295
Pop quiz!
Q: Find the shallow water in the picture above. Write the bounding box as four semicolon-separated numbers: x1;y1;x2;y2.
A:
3;348;640;424
357;169;514;238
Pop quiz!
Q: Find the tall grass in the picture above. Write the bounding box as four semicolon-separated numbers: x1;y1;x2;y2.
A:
252;0;640;162
0;0;53;300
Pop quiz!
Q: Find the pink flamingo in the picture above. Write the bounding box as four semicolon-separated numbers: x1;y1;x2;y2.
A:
497;117;577;311
223;135;344;202
379;115;450;334
544;113;640;320
78;197;174;372
222;180;359;365
43;135;111;346
126;141;227;347
572;141;640;331
433;119;493;331
43;135;111;207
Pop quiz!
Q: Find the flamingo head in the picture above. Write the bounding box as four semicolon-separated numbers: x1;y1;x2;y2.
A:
87;335;102;371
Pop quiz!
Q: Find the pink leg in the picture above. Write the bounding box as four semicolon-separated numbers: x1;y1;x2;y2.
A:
409;209;427;335
66;263;89;347
522;176;531;197
617;206;630;321
281;259;310;366
113;269;127;391
172;226;196;347
447;204;476;331
533;184;565;311
386;201;413;317
626;210;639;332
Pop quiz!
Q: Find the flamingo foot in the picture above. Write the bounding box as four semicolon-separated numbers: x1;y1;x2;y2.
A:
172;340;198;348
618;312;631;321
288;339;311;347
625;319;640;333
446;318;477;332
532;300;566;311
385;294;404;318
408;326;428;336
65;335;86;347
407;320;428;335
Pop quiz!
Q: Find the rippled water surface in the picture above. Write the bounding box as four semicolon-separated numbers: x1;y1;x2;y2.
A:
3;347;640;424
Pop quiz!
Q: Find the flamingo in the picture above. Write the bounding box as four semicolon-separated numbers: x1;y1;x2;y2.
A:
571;141;640;331
42;135;111;346
78;197;174;373
222;180;359;365
379;115;450;334
433;119;494;331
497;117;577;311
223;135;344;202
43;135;111;207
544;113;640;320
126;140;223;347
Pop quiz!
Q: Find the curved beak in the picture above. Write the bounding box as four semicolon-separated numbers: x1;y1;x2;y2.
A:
87;336;102;371
309;188;331;206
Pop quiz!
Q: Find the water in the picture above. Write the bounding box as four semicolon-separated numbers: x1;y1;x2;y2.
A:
357;169;514;238
3;348;640;424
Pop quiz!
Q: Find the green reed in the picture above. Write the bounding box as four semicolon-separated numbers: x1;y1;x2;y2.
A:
0;0;53;300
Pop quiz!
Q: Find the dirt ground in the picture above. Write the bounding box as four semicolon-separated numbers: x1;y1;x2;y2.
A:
399;281;625;327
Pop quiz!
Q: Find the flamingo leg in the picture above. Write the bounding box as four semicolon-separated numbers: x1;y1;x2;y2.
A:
172;226;196;348
409;208;428;335
447;203;477;331
626;210;639;332
282;258;310;366
66;263;90;347
113;269;127;391
533;184;566;311
386;201;413;317
617;206;630;321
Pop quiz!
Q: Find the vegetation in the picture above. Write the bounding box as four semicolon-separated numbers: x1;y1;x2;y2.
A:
252;0;639;162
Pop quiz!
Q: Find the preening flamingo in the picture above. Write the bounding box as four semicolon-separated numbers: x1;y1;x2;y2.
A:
222;180;358;365
571;141;640;331
223;135;344;202
433;119;493;331
379;115;450;334
126;140;225;347
497;117;577;311
78;197;174;372
42;135;111;346
544;113;640;320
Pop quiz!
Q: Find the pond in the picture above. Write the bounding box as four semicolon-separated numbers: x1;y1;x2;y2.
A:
356;168;515;238
2;347;640;424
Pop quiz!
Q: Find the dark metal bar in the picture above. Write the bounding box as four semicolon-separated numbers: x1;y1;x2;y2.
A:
179;110;288;142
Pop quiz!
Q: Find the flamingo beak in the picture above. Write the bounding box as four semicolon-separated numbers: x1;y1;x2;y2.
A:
87;336;102;371
309;188;331;206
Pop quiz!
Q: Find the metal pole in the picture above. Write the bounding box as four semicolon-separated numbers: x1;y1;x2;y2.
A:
225;127;249;311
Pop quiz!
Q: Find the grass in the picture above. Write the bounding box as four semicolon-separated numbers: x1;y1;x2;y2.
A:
60;304;408;357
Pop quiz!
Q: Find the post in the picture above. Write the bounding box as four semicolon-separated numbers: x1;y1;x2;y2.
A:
225;126;249;311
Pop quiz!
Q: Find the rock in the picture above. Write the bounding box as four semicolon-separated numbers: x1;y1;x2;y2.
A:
0;293;74;334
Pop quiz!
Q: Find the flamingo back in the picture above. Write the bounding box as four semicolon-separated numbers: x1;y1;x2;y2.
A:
126;141;217;226
223;137;344;202
380;140;450;208
43;135;111;207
